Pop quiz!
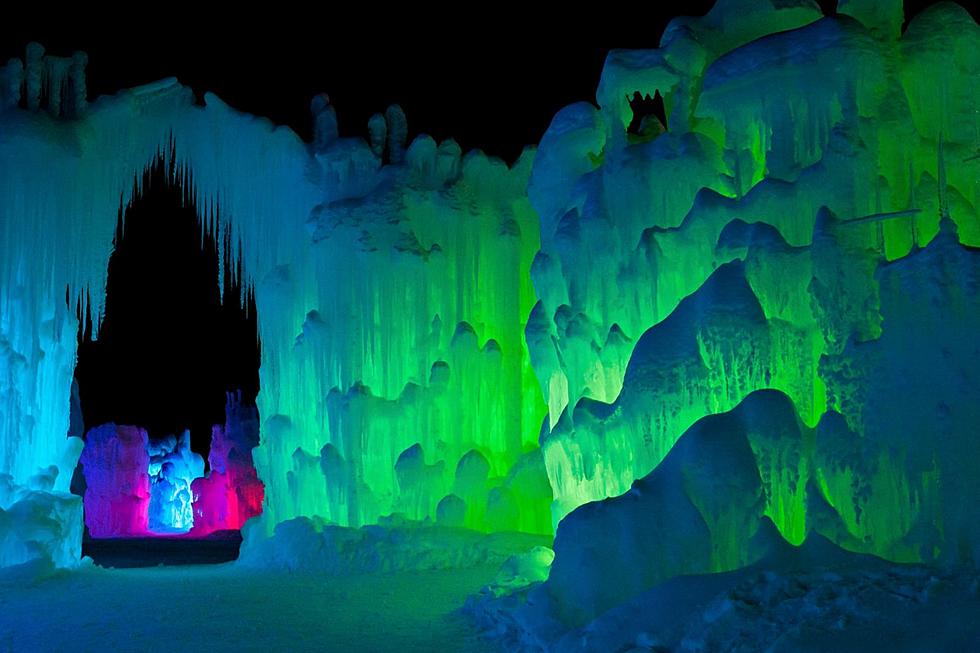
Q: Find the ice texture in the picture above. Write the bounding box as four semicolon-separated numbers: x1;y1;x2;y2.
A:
76;397;262;538
78;424;150;537
237;513;548;574
147;431;204;533
190;395;264;535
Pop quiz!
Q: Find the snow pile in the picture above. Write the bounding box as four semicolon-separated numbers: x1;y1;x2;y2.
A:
0;460;83;568
469;531;980;652
237;514;549;575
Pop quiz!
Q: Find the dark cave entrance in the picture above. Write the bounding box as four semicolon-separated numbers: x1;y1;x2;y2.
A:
627;89;668;140
71;146;263;557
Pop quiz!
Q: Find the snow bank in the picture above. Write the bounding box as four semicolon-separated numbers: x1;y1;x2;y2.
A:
237;514;549;575
469;532;980;652
0;469;83;568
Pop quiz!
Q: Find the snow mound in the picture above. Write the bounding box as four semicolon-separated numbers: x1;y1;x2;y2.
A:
237;514;550;574
0;478;83;568
468;531;980;652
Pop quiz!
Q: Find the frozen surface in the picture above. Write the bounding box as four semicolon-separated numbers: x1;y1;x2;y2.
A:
0;560;500;653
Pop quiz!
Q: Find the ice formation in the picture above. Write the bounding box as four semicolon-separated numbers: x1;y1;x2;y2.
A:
76;397;263;537
147;431;204;533
516;0;979;641
531;2;980;530
0;14;977;644
78;424;150;537
190;395;264;535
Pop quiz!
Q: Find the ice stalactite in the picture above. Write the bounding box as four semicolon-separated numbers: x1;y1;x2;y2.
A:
367;112;387;158
0;40;87;561
0;58;23;109
255;142;551;535
311;93;338;152
1;42;89;118
532;0;980;629
548;224;980;619
385;104;408;163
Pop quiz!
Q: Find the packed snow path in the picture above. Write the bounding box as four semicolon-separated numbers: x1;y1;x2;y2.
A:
0;562;498;652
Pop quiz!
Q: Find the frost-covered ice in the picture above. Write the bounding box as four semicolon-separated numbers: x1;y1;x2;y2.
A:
78;424;150;537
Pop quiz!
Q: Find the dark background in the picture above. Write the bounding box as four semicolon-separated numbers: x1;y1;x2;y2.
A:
2;2;967;162
72;150;260;456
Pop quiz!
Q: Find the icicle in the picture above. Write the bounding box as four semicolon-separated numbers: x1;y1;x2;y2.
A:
938;132;950;222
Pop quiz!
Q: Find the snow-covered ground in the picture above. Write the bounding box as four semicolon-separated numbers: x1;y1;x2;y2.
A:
466;534;980;652
0;560;498;652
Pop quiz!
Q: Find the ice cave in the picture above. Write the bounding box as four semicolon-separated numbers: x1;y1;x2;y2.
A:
0;1;978;650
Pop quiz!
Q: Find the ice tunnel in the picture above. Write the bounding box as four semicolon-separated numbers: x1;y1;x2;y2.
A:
70;148;264;541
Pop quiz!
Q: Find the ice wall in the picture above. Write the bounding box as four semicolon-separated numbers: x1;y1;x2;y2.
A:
548;390;799;624
548;221;980;620
528;0;980;525
0;50;86;560
531;0;980;627
191;395;264;535
255;140;550;534
76;398;262;537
